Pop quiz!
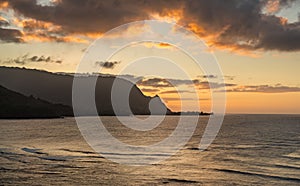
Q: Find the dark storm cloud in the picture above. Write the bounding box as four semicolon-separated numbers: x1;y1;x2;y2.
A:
0;28;23;43
5;0;167;33
0;14;23;42
2;54;62;64
95;61;120;69
2;0;300;51
181;0;300;51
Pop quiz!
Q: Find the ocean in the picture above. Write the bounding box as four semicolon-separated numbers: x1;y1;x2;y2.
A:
1;115;300;185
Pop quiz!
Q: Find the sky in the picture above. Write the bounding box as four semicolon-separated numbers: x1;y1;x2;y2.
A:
0;0;300;114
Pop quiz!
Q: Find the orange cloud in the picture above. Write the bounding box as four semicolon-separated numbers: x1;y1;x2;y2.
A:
84;32;103;39
265;0;280;14
158;42;172;48
186;23;261;57
279;17;288;25
142;42;173;49
0;16;8;23
21;33;87;43
149;9;183;23
10;18;88;43
0;1;8;9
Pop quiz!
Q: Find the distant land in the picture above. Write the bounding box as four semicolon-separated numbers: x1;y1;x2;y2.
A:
0;85;73;119
0;66;211;118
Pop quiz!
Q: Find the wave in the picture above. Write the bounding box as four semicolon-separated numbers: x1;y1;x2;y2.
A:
21;147;48;155
214;168;300;183
161;178;199;184
59;148;96;155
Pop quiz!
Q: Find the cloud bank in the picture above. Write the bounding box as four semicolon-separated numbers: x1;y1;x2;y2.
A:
1;54;62;65
0;0;299;52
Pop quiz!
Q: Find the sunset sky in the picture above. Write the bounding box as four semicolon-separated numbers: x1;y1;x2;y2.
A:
0;0;300;114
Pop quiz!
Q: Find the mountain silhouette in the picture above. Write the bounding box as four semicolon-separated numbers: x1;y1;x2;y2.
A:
0;66;172;116
0;85;73;118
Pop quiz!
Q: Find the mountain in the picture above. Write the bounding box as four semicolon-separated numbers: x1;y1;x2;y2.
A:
0;66;172;116
0;85;73;119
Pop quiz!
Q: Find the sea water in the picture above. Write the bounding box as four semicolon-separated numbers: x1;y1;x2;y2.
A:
0;115;300;185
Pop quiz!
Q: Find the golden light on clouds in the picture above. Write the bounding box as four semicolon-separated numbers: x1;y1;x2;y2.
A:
142;42;172;49
0;1;8;10
265;0;281;14
149;9;183;23
10;18;92;43
21;33;88;43
186;23;262;57
279;17;288;25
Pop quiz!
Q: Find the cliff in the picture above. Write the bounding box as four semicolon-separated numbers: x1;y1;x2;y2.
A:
0;66;172;117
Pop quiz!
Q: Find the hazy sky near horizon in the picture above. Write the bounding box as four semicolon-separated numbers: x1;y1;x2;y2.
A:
0;0;300;114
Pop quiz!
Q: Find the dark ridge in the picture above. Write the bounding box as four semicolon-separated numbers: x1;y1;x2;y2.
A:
0;85;73;119
0;66;172;117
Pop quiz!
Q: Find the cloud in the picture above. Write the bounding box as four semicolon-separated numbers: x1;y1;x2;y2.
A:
95;61;120;69
5;0;151;33
198;75;218;79
223;75;235;81
182;0;300;52
0;16;9;26
224;84;300;93
140;88;160;93
137;77;173;88
197;75;236;81
137;77;197;88
137;76;300;94
162;97;209;101
263;0;295;14
160;90;193;94
143;42;173;49
192;79;237;89
13;18;87;43
137;77;235;90
2;54;62;65
0;27;23;43
1;0;299;52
